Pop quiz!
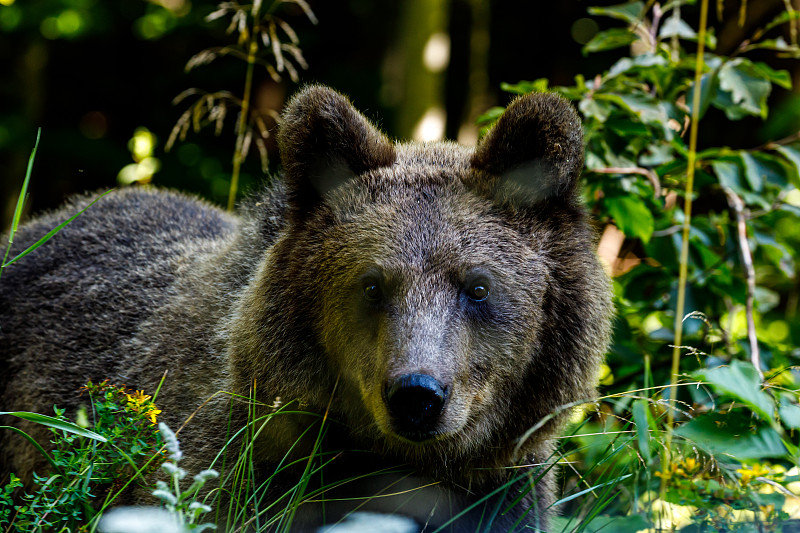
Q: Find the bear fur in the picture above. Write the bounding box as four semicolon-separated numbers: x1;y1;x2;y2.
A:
0;85;612;532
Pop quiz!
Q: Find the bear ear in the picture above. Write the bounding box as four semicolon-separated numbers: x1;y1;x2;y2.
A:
278;85;396;215
470;92;584;204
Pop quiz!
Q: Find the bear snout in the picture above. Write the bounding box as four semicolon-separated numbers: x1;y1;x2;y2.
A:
384;373;449;441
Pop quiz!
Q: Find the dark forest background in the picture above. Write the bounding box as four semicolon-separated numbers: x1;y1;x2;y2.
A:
2;0;798;225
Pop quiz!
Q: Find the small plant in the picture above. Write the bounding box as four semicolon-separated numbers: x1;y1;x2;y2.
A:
0;381;165;531
153;422;218;530
166;0;317;210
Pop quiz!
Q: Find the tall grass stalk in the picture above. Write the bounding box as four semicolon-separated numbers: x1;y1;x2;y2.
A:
661;0;710;509
228;16;259;212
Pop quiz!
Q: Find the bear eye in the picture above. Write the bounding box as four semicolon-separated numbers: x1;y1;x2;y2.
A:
466;282;490;302
363;283;382;303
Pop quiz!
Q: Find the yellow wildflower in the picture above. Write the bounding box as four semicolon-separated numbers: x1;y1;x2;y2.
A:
655;462;680;480
147;406;162;425
737;463;771;485
126;389;151;405
681;457;698;473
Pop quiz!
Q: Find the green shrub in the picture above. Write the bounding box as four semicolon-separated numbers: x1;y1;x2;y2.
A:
0;381;165;531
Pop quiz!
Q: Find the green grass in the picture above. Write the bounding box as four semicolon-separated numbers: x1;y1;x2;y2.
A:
2;364;798;532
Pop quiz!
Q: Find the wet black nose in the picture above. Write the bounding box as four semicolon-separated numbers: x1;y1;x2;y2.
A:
385;374;447;440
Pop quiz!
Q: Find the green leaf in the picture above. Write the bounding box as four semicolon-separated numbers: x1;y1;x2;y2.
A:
658;16;697;40
739;152;764;192
778;397;800;430
588;2;645;24
583;28;638;54
774;145;800;186
607;117;649;137
500;79;549;95
750;61;792;89
695;361;772;421
639;142;675;166
551;513;650;533
605;194;655;244
0;411;108;442
579;98;612;122
717;59;772;119
632;399;654;462
607;53;668;79
754;229;795;277
688;70;719;120
675;411;787;461
746;37;797;55
2;129;41;281
763;9;800;33
476;106;505;127
711;160;745;193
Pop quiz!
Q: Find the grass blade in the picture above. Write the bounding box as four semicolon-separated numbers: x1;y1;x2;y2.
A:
10;128;40;237
2;189;114;268
0;425;62;474
0;411;108;442
551;474;632;508
1;128;41;280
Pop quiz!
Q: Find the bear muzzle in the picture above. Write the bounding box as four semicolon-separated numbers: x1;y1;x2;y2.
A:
384;373;449;442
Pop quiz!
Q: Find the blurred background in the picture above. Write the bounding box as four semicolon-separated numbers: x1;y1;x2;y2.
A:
1;0;798;225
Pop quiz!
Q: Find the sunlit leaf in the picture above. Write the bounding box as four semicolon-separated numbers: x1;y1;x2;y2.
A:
750;61;792;89
605;194;654;244
711;160;745;193
607;53;668;79
754;230;795;277
0;411;107;442
763;9;800;33
687;69;719;120
778;397;800;430
739;152;764;192
695;361;773;421
658;16;697;40
717;59;772;119
638;142;675;166
580;98;612;122
676;411;787;461
588;2;645;24
746;37;797;55
583;28;638;54
501;79;549;95
774;145;800;186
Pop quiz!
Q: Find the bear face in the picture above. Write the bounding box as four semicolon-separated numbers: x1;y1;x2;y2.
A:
229;86;612;485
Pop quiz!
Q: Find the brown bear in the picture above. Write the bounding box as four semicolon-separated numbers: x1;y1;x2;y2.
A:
0;85;612;532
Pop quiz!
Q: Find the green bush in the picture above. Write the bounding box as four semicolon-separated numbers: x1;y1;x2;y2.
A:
0;381;165;531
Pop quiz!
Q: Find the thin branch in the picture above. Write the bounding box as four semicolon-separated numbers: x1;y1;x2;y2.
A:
590;166;662;197
723;187;763;379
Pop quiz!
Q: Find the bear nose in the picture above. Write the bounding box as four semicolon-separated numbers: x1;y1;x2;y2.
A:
384;374;447;441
